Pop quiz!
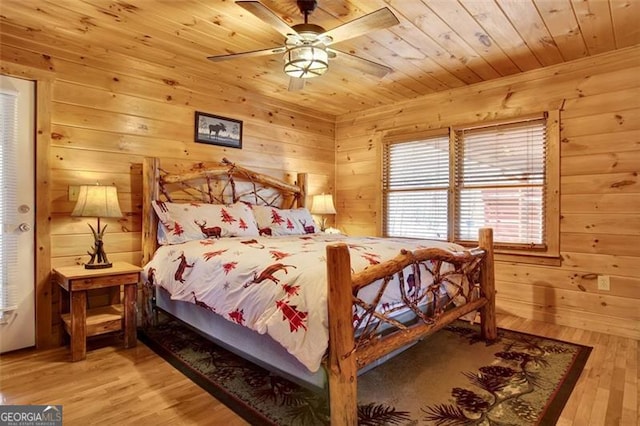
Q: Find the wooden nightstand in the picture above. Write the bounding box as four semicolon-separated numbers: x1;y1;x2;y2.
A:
53;262;141;361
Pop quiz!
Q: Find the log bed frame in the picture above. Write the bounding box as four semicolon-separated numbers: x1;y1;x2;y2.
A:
140;157;497;426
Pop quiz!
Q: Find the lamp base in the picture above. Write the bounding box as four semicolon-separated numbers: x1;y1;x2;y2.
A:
85;221;112;269
84;262;112;269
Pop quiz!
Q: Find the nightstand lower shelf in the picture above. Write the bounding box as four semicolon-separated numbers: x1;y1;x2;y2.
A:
61;304;124;337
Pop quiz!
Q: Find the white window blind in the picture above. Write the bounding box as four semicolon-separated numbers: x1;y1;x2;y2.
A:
383;135;449;240
1;88;18;313
454;119;546;247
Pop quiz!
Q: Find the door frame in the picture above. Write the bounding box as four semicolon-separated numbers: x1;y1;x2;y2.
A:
1;61;55;348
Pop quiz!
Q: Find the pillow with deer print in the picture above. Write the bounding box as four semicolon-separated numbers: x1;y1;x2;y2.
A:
152;201;259;244
251;205;319;236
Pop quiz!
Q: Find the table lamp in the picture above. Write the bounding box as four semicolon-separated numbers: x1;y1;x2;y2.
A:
71;184;123;269
310;193;336;232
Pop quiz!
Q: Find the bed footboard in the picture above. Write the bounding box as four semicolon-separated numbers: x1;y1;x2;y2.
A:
326;228;496;425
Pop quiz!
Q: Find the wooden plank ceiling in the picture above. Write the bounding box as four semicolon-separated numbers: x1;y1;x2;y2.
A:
1;0;638;116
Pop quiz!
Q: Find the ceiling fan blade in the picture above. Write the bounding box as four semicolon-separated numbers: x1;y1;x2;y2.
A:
329;49;393;78
236;1;297;38
320;7;399;45
288;77;305;91
207;46;286;62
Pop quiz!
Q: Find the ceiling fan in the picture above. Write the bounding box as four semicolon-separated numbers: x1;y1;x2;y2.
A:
207;1;400;91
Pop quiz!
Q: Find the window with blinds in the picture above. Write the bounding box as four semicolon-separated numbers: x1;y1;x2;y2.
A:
382;114;551;252
383;134;449;240
0;89;18;315
454;118;546;248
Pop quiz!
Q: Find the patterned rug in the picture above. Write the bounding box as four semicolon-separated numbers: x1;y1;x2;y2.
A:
139;314;591;425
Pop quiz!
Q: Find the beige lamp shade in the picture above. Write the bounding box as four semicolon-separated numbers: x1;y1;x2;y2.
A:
71;185;123;218
311;193;336;215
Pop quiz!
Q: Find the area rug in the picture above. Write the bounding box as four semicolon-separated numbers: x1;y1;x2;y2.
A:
138;315;591;425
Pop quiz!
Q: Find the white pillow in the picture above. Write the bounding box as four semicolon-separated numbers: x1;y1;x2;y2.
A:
251;205;319;236
152;201;259;244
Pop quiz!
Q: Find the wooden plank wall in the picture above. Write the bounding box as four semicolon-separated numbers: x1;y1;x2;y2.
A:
1;23;637;345
335;45;640;340
0;40;335;346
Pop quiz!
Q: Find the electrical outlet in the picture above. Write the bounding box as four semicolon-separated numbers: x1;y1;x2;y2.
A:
597;275;610;291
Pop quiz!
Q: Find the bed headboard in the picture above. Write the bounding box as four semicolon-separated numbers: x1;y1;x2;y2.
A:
141;157;307;265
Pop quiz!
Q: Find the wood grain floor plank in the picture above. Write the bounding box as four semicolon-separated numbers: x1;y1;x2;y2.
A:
590;334;617;425
606;336;626;425
557;330;591;425
621;338;638;426
574;332;608;425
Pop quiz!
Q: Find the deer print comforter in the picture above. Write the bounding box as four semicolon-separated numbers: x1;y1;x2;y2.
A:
143;234;465;372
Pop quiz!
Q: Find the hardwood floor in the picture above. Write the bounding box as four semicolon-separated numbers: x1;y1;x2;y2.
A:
0;314;637;425
0;336;249;425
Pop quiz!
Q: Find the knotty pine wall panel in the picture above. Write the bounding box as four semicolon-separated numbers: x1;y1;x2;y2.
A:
46;72;335;266
335;46;640;339
1;41;335;345
560;233;640;257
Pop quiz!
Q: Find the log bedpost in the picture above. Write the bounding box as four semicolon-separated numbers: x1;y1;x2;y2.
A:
326;243;358;426
296;172;307;208
141;157;160;328
478;227;497;340
141;157;159;266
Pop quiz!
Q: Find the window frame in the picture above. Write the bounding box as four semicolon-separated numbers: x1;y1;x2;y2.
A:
382;128;451;241
381;111;560;262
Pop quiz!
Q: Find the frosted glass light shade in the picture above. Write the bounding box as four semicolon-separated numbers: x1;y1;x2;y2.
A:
284;45;329;79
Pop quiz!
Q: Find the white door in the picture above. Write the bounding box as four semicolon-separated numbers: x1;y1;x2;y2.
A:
0;75;35;353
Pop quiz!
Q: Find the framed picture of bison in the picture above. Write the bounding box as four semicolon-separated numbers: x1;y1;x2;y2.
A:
194;111;243;149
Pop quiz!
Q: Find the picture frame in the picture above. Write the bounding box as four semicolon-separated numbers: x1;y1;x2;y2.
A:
194;111;243;149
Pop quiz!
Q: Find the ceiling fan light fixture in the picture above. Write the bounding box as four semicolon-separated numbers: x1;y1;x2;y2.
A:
208;2;400;85
283;44;328;79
